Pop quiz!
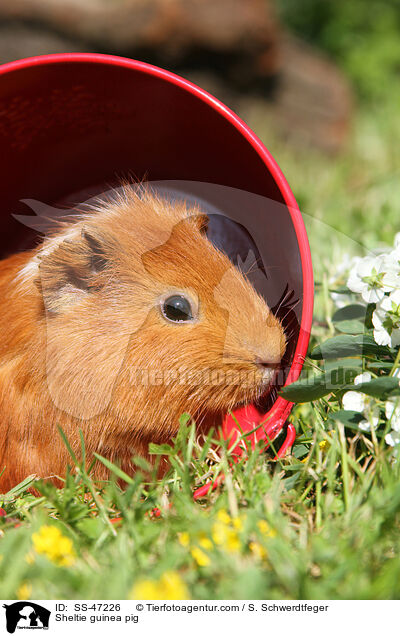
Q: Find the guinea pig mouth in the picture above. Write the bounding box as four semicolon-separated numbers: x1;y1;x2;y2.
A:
255;363;280;391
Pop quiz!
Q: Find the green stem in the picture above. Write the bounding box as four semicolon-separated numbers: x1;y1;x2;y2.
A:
299;482;314;502
338;423;350;513
315;478;322;530
315;438;323;529
322;273;335;336
370;419;379;457
389;347;400;377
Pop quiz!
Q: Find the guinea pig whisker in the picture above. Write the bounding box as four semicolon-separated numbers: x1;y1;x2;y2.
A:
279;299;301;325
272;285;296;316
240;259;263;277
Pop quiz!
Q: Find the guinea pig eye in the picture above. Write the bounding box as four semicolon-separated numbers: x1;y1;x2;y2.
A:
161;295;194;323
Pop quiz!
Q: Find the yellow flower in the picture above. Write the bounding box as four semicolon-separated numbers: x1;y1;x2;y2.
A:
257;520;276;538
249;541;268;560
178;532;190;547
130;571;189;600
198;533;213;551
319;440;328;451
212;522;240;553
190;546;211;567
232;516;244;531
179;530;214;554
215;508;245;531
131;580;162;600
32;525;76;567
212;521;227;545
225;529;240;552
216;509;231;525
17;582;32;600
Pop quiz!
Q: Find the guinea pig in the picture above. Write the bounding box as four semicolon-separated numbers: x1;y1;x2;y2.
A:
0;185;286;491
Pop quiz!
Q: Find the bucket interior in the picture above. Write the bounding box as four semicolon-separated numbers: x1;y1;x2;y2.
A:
0;56;304;409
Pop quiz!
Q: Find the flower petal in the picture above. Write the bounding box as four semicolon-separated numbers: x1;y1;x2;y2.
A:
343;391;365;412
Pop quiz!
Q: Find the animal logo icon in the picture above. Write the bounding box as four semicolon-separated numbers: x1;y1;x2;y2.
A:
2;602;50;633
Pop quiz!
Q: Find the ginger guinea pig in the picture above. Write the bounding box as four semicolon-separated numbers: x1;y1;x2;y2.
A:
0;186;286;491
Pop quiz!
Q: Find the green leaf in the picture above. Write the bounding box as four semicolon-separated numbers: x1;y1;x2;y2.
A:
292;444;309;459
131;456;152;472
93;454;135;484
334;320;366;334
328;286;351;294
279;367;361;402
76;518;103;540
332;304;367;322
344;376;400;399
2;475;38;499
311;334;391;360
324;358;362;372
279;375;330;402
369;360;396;370
57;425;79;466
148;443;174;455
329;410;385;438
330;410;364;426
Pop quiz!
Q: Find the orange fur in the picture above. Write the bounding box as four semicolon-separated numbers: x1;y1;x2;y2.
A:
0;186;286;491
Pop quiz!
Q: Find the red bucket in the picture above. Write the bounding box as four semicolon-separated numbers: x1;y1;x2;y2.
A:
0;53;313;491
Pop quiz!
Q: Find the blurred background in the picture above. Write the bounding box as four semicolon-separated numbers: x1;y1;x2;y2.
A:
0;0;399;261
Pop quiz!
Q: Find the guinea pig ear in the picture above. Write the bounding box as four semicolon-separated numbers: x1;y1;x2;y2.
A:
37;227;110;313
81;228;109;274
188;212;209;235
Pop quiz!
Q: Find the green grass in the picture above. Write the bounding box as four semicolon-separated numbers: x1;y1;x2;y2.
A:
1;3;400;601
1;410;400;600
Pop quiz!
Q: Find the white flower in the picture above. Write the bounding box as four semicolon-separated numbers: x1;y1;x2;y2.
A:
358;406;380;432
330;255;361;308
342;373;371;410
342;390;365;412
342;373;380;431
342;372;371;411
394;232;400;250
381;248;400;293
358;416;380;432
347;255;387;304
385;431;400;447
372;288;400;347
383;368;400;448
354;372;373;385
385;398;400;432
